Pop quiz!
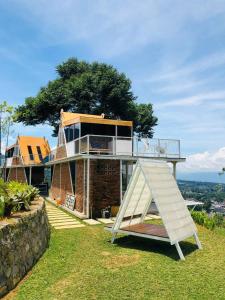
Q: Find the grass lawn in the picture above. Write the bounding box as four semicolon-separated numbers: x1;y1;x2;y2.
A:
5;222;225;300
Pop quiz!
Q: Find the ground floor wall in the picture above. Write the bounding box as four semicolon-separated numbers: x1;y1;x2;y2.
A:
50;162;73;205
49;158;121;218
89;159;121;218
7;167;27;183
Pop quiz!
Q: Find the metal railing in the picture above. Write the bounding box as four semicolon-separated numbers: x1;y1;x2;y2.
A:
5;135;181;166
5;153;53;166
70;135;181;158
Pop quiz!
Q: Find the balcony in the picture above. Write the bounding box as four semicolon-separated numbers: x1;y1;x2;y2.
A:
5;154;51;167
66;135;181;158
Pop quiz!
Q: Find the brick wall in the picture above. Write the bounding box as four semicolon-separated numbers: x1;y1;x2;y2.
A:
55;145;67;159
50;163;73;204
75;160;84;213
11;157;22;166
60;162;73;204
50;164;61;200
89;159;120;218
7;167;27;183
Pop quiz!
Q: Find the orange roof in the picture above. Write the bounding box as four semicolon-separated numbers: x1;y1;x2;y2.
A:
17;136;51;164
61;111;133;127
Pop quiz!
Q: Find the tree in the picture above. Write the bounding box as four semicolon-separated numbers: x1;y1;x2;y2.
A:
0;101;14;179
15;58;157;136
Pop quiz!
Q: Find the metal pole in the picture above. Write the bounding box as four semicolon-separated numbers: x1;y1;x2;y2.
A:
120;160;123;203
29;166;32;185
87;158;90;218
172;162;177;179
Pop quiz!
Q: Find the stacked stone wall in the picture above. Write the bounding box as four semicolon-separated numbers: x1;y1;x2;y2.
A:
0;198;50;297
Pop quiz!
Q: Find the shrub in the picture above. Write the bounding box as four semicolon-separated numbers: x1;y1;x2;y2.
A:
0;181;40;217
191;211;225;230
0;196;5;217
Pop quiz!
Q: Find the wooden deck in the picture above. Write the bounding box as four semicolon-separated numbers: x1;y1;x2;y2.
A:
121;223;169;238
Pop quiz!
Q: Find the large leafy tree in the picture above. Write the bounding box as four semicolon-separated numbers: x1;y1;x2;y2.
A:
15;58;158;136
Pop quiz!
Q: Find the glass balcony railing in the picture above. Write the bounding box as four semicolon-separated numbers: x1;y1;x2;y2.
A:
4;136;181;166
66;135;181;158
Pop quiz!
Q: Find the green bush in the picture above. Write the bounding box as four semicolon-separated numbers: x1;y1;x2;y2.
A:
0;196;5;217
191;211;224;230
0;181;40;217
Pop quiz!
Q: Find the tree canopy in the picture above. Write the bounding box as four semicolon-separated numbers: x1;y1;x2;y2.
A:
15;58;158;136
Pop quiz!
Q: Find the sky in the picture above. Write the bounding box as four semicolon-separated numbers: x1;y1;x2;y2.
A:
1;0;225;178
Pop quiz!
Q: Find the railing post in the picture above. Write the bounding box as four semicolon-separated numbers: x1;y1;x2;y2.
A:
79;137;81;154
87;135;90;155
178;140;181;158
158;139;160;157
136;137;138;156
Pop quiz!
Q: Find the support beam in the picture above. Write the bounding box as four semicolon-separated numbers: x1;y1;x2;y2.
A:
29;166;32;185
194;233;203;249
87;158;90;219
111;233;117;244
175;242;185;260
172;161;177;179
120;159;122;203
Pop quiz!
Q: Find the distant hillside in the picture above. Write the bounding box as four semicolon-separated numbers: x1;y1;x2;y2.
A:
177;179;225;203
177;172;225;184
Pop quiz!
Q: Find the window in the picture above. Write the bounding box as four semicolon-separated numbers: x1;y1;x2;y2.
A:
37;146;43;161
81;123;116;137
117;126;132;137
6;147;14;158
65;123;80;142
122;161;134;197
27;146;34;160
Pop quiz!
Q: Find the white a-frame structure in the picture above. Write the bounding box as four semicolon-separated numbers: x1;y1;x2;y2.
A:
105;159;202;260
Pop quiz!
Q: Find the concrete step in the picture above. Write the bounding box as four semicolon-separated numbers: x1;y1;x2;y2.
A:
54;224;85;229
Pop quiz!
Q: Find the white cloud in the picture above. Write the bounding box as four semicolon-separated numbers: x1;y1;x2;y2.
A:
148;51;225;83
5;0;225;57
178;147;225;172
156;90;225;108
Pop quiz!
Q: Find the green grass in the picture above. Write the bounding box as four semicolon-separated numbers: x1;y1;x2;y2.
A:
7;223;225;300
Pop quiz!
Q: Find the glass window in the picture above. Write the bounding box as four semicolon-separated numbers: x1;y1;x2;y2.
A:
37;146;43;161
27;146;34;160
64;123;80;142
122;161;134;197
6;147;14;158
81;123;116;137
117;126;131;137
74;123;80;139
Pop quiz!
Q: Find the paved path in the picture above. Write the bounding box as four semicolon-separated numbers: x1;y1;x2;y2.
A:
45;202;85;230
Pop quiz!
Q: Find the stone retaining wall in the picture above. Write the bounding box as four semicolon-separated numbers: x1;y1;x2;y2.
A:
0;198;50;298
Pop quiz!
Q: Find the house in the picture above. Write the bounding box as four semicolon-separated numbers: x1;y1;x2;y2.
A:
46;110;185;218
3;111;185;218
4;136;51;193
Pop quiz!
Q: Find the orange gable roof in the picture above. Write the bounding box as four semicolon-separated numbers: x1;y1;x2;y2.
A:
17;136;51;164
61;111;133;127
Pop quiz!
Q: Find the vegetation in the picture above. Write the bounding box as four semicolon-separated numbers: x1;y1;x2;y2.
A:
5;222;225;300
191;211;225;230
0;180;39;217
14;58;158;137
0;101;14;178
178;180;225;213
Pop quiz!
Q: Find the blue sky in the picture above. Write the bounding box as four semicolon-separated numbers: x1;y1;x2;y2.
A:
1;0;225;174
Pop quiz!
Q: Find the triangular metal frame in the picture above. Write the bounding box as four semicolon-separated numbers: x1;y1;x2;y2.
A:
105;159;202;260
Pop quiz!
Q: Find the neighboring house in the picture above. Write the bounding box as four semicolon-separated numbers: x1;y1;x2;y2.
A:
3;111;185;218
47;110;185;218
5;136;51;193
